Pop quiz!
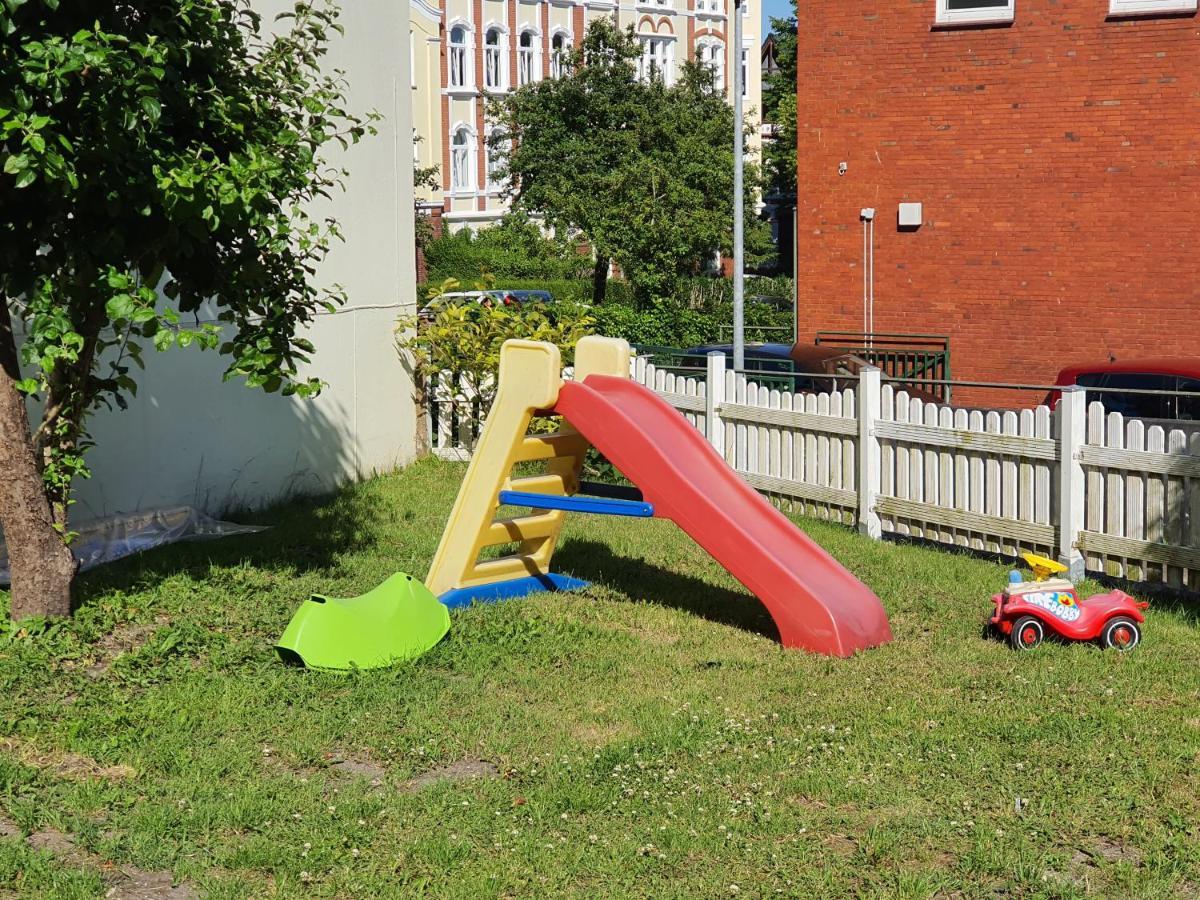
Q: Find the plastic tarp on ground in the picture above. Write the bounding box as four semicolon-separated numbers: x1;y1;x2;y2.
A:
0;506;267;587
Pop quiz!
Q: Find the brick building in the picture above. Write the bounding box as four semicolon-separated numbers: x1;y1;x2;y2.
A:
795;0;1200;397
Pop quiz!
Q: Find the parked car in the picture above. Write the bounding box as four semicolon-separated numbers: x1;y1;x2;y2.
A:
417;288;558;324
1046;359;1200;421
416;289;513;324
501;289;554;305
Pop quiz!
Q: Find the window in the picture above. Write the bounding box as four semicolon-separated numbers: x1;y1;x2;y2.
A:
698;41;723;91
740;47;748;98
450;126;474;191
518;31;538;86
640;37;673;84
1089;373;1172;420
486;129;509;189
1109;0;1196;15
449;25;469;88
482;27;501;90
551;33;569;78
935;0;1015;25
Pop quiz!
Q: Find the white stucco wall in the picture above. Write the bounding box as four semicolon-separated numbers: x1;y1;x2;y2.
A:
27;0;419;523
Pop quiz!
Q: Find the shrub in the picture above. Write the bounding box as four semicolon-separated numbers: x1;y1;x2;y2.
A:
424;214;591;283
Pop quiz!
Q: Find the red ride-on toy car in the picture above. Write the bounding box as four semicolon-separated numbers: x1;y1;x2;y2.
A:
990;553;1148;651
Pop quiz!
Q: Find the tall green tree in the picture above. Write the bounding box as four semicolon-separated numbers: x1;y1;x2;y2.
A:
762;7;798;225
0;0;374;620
491;19;767;307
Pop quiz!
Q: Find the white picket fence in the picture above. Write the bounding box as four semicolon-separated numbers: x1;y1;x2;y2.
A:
428;353;1200;591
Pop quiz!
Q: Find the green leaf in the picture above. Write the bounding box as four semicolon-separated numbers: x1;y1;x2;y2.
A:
105;295;136;320
140;96;161;124
14;378;39;395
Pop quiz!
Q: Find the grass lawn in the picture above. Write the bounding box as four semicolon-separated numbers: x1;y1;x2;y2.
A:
1;457;1198;898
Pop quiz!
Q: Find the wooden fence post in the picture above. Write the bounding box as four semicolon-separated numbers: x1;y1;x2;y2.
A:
706;351;726;454
1057;386;1086;580
858;366;882;539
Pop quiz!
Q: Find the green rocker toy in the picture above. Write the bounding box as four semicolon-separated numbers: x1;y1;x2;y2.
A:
275;573;450;671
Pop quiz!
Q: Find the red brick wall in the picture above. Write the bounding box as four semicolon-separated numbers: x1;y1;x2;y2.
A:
796;2;1200;405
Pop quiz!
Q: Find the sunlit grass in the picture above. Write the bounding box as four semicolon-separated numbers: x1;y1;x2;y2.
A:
0;456;1197;897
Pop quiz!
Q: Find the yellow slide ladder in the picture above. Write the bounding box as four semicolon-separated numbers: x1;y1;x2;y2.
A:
426;336;630;606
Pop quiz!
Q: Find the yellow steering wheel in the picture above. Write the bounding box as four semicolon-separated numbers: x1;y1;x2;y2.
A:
1020;552;1068;582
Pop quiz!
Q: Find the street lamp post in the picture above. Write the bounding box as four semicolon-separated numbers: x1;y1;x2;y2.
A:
732;0;745;371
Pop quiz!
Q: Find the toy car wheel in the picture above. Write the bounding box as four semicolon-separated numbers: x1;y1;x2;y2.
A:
1009;616;1044;651
1101;616;1141;652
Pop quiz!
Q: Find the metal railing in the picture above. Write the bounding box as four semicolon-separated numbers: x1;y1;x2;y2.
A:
815;332;952;403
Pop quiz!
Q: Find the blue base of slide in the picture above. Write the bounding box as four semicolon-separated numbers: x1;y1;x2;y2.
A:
438;573;590;610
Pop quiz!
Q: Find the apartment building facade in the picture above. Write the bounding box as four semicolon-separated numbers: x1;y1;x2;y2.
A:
412;0;761;232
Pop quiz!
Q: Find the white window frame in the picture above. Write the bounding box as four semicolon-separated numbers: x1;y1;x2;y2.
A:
484;26;507;91
550;31;570;78
639;36;675;85
518;30;540;86
448;23;473;90
935;0;1015;26
697;39;724;92
485;128;509;190
450;125;476;193
1109;0;1196;15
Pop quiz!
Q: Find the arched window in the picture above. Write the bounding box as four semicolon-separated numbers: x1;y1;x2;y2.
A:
698;41;724;92
448;26;469;88
486;128;508;189
484;27;504;90
550;33;568;78
518;31;538;86
450;126;474;192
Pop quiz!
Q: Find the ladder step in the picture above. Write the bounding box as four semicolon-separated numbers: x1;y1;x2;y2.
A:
483;513;561;547
499;490;654;518
465;555;546;585
502;473;576;496
513;431;589;463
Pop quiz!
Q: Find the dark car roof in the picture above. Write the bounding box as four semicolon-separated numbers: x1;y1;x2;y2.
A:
686;342;794;360
1055;359;1200;384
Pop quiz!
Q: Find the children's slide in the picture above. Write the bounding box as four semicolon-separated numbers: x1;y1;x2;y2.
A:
554;374;893;657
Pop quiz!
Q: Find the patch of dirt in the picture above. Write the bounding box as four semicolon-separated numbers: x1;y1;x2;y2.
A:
7;818;195;899
0;737;135;782
1042;840;1142;888
1089;838;1142;865
820;834;857;857
81;617;169;679
402;758;499;792
320;750;387;792
103;870;197;899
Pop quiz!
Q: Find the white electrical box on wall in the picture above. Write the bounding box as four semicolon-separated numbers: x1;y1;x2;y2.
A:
898;202;923;228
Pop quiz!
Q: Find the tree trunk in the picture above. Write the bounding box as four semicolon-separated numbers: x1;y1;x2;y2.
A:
591;254;609;305
0;301;76;620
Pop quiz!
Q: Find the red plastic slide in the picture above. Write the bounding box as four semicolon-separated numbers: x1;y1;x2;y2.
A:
554;375;893;657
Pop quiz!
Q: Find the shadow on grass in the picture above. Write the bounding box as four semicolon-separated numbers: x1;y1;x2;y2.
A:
68;484;393;613
554;539;781;644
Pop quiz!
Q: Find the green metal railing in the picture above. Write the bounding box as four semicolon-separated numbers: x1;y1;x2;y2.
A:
815;332;952;402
